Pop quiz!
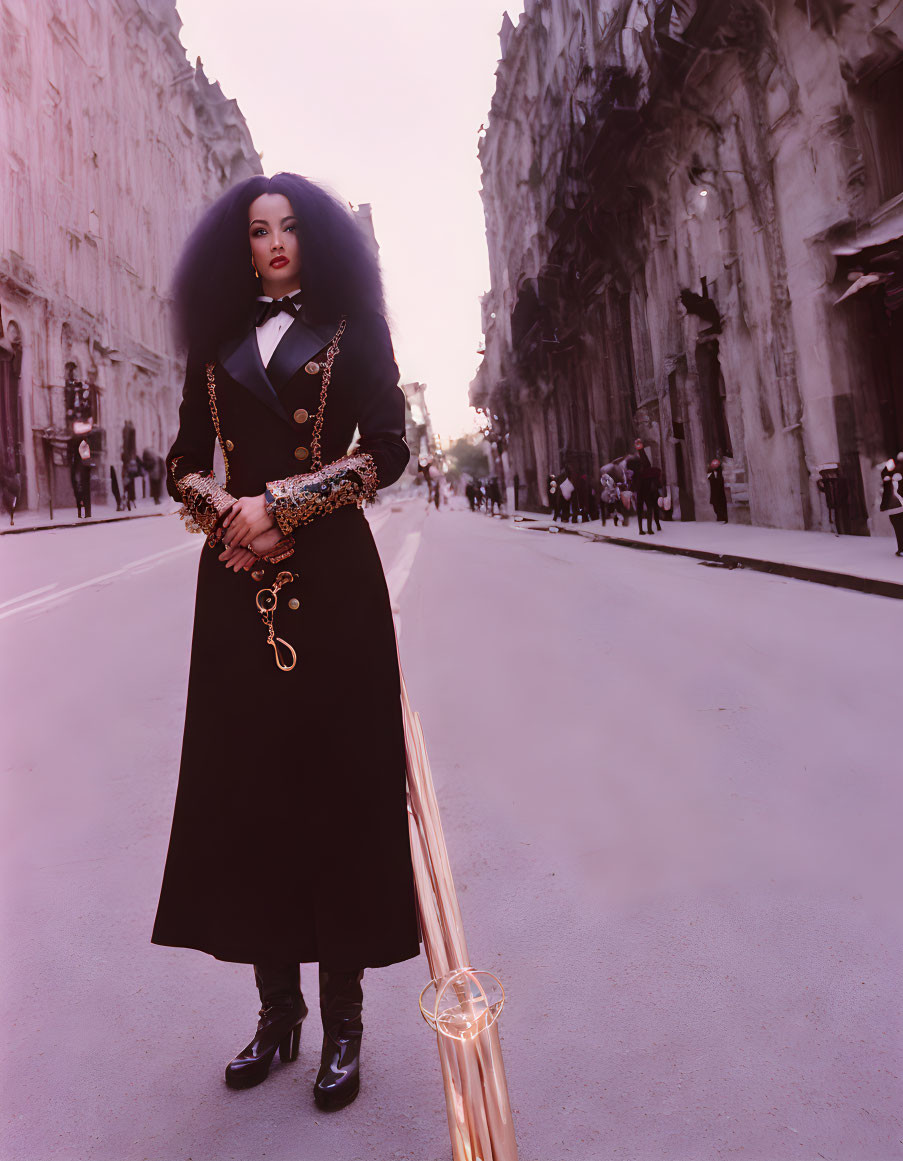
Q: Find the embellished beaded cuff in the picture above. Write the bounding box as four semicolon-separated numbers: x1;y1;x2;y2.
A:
171;464;236;546
265;453;378;536
255;534;296;564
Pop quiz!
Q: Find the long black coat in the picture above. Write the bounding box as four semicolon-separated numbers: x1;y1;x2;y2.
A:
151;308;423;970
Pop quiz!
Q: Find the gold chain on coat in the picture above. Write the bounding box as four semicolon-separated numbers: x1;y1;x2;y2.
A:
309;318;346;470
197;320;345;672
205;362;231;486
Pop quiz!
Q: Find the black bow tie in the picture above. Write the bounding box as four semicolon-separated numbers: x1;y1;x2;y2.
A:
255;294;302;328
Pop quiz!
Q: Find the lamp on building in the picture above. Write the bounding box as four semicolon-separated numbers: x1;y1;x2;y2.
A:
476;407;508;457
65;371;94;435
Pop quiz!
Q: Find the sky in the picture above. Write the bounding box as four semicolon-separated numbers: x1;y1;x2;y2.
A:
175;0;523;442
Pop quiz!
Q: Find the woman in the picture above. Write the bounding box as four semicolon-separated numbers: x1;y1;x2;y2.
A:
151;172;422;1113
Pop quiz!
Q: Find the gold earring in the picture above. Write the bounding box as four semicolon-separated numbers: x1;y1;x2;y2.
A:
251;260;260;279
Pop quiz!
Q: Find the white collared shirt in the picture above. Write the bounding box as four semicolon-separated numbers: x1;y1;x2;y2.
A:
255;292;302;367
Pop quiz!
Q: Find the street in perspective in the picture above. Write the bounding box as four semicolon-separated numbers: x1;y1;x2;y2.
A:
1;492;900;1160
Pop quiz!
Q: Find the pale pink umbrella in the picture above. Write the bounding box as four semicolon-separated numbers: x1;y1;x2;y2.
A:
399;659;519;1161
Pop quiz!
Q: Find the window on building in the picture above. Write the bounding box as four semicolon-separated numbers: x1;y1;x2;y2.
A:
858;58;903;205
696;339;733;460
668;369;685;440
0;355;23;475
618;293;638;415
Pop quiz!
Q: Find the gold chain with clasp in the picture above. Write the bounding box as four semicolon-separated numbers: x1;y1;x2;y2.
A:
255;569;298;671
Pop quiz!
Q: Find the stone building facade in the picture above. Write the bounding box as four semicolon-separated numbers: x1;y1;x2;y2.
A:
403;381;438;466
472;0;903;534
0;0;261;514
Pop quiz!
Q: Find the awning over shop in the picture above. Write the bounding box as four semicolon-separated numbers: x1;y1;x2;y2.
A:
831;194;903;256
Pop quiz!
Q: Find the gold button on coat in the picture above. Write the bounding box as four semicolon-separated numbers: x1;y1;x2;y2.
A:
304;361;321;375
293;408;309;424
288;597;300;610
294;446;310;461
225;439;234;451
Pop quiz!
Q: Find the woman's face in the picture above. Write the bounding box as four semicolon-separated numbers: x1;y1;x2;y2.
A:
248;192;302;298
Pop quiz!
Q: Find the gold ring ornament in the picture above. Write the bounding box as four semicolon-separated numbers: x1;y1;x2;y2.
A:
419;967;505;1041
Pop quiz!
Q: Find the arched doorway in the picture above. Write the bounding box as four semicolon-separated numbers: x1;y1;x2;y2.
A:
0;324;26;511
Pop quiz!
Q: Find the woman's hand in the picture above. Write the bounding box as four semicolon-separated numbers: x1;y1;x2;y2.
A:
217;542;258;572
218;525;289;573
220;493;274;552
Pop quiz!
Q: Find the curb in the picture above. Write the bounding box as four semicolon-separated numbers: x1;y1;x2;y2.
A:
510;516;903;601
0;509;178;536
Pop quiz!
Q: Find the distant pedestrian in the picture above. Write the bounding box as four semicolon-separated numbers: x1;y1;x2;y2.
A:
558;472;575;523
816;464;850;535
641;465;663;534
547;474;560;520
110;465;123;511
879;455;903;556
122;455;140;511
602;459;631;527
142;448;166;505
69;435;93;519
707;459;728;523
575;473;590;523
513;472;521;511
629;440;660;535
1;453;21;526
465;480;476;511
588;484;599;523
612;457;633;527
599;471;621;527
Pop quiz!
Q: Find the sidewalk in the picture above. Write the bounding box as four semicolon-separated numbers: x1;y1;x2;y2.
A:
0;489;425;537
0;497;180;535
508;510;903;600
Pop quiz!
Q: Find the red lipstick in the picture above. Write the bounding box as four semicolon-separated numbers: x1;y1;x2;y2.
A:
270;255;289;268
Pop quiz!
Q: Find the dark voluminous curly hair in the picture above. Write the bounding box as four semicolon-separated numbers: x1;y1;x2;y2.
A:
171;172;386;359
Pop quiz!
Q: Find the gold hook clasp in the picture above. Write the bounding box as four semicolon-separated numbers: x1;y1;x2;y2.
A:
270;635;297;671
255;571;299;672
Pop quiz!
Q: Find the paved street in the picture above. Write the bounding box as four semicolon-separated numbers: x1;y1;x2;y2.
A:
1;499;900;1161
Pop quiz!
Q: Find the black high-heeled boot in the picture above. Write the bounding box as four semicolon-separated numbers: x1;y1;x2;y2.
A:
313;966;364;1111
225;962;308;1090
